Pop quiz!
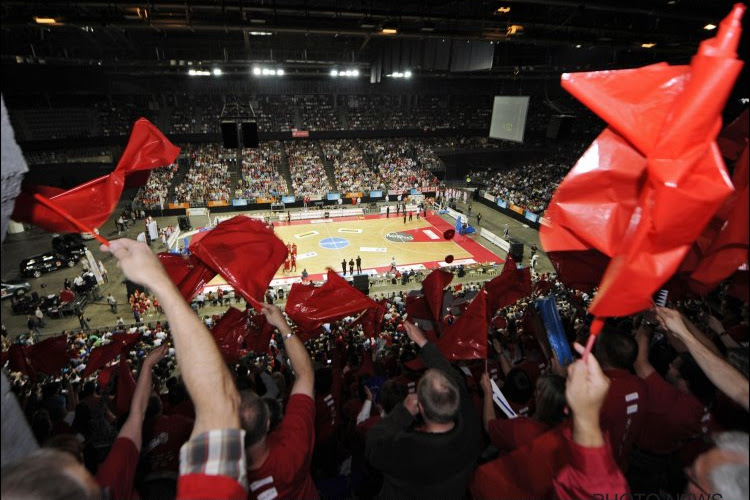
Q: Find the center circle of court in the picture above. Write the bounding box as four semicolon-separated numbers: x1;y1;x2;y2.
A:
319;237;350;249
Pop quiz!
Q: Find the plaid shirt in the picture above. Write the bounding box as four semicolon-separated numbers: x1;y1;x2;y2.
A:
179;429;248;490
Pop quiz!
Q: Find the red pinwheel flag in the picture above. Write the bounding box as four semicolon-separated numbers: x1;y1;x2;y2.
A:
210;307;250;364
158;253;217;302
541;5;744;318
26;334;69;376
114;358;137;416
285;270;379;338
405;294;433;321
12;118;179;233
436;289;488;360
421;268;454;324
190;216;288;306
486;254;532;315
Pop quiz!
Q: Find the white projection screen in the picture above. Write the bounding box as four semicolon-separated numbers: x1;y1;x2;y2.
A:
488;96;530;143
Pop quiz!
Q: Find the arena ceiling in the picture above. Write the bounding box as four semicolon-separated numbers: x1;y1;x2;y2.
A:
1;1;745;78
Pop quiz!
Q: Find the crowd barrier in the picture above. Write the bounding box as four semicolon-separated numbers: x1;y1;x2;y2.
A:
276;208;365;222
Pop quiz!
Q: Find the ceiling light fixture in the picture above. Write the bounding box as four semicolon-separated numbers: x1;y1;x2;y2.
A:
212;68;222;76
277;69;284;76
381;26;398;35
507;25;524;35
703;23;717;30
641;42;656;48
252;67;261;75
34;17;57;24
496;6;511;14
404;70;412;78
331;69;339;76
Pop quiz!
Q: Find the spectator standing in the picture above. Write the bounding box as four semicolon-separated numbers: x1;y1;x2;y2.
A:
477;212;482;226
301;268;309;281
356;256;362;274
342;259;347;276
365;321;481;498
386;206;390;218
77;310;89;330
26;315;40;336
240;304;318;500
107;293;118;313
116;316;125;328
349;259;355;275
34;306;45;328
503;227;510;239
530;254;539;271
98;260;108;282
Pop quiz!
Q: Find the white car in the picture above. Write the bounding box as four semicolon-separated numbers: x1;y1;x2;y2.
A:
81;228;100;240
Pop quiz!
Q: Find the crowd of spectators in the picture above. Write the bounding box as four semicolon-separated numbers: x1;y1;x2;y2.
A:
254;95;296;132
234;142;288;200
3;245;747;499
321;139;386;194
168;95;222;135
133;163;179;209
342;95;411;130
299;95;340;131
365;138;441;191
172;145;232;205
286;141;332;197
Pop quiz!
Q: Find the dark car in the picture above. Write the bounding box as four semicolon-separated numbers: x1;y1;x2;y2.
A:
1;280;32;300
20;252;81;278
52;234;87;259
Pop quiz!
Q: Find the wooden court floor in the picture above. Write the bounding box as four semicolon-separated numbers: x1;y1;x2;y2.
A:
270;215;474;277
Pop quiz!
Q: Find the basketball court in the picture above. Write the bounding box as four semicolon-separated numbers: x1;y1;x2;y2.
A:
200;211;504;290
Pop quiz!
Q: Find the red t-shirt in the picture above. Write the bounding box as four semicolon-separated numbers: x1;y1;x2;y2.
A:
636;371;716;455
488;417;550;453
144;414;195;474
247;394;319;500
315;393;338;445
599;368;647;468
95;437;139;500
177;474;247;500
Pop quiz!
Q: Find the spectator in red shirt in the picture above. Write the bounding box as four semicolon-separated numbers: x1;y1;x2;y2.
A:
480;372;567;454
592;324;647;469
239;304;319;500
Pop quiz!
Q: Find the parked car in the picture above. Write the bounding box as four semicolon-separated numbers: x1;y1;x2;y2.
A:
52;234;87;259
20;252;81;278
1;280;32;300
80;228;99;240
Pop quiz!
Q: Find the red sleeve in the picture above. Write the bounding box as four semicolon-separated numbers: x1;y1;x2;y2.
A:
176;473;246;500
553;430;629;500
95;437;139;500
276;394;316;468
488;417;549;453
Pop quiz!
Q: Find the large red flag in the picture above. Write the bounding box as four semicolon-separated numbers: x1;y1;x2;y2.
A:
81;333;142;378
545;249;610;294
421;268;453;324
717;109;749;161
12;118;179;233
541;5;744;318
405;294;433;321
352;299;388;338
210;308;250;364
158;253;217;302
189;216;288;306
285;270;378;339
486;255;532;315
27;335;69;376
7;344;35;378
436;289;488;360
114;358;137;416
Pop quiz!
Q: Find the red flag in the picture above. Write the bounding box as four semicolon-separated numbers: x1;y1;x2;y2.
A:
545;249;610;293
542;5;744;318
406;294;433;321
247;312;276;355
285;270;378;339
190;216;288;306
690;145;749;289
27;335;69;376
114;358;136;416
421;268;453;324
436;290;488;360
81;333;142;379
352;299;388;338
12;118;179;233
486;255;532;314
7;344;35;378
210;308;250;364
97;365;116;389
158;253;217;302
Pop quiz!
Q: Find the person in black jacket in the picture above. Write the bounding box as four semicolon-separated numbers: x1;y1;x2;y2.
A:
365;321;482;499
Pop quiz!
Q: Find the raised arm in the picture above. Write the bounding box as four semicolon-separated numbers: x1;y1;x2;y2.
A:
403;320;465;393
261;304;314;398
117;344;168;450
480;372;497;433
102;238;240;436
656;307;749;412
633;322;655;380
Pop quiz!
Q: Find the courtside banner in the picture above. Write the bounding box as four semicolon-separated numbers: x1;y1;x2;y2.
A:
232;199;248;206
327;193;341;201
410;188;422;195
282;196;296;204
207;200;229;207
169;202;190;209
370;190;384;198
524;211;539;223
497;199;508;209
